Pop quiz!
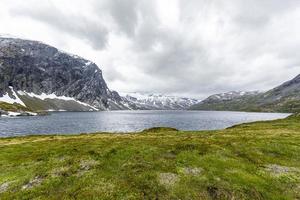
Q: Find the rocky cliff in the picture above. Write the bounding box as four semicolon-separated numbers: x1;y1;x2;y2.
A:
0;37;127;111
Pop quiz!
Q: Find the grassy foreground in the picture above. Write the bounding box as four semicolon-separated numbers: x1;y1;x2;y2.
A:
1;116;300;199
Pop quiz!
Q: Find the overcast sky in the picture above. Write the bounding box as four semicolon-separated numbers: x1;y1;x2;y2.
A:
0;0;300;98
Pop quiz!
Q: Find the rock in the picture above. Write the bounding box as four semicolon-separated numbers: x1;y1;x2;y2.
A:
18;111;37;116
180;167;203;176
0;182;10;193
264;164;299;176
0;109;8;116
158;173;179;187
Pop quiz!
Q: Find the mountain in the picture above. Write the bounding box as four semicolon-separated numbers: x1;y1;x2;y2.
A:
0;37;127;112
190;74;300;113
200;91;261;102
120;92;200;110
190;91;262;112
257;74;300;112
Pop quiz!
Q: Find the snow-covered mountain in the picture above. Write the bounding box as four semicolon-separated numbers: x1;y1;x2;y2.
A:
120;92;200;110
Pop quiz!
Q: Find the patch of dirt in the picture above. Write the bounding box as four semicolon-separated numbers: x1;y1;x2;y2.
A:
158;173;179;188
22;176;43;190
143;127;179;133
180;167;203;176
0;182;10;193
264;164;299;176
206;186;237;200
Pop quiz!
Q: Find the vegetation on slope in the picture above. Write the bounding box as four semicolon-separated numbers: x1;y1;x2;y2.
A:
190;74;300;113
189;95;263;112
0;115;300;199
0;102;31;112
190;94;300;113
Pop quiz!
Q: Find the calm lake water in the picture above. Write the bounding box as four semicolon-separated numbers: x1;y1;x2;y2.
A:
0;110;290;137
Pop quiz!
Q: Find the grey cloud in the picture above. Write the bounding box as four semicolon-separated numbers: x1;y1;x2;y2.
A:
2;0;300;98
10;1;109;50
232;0;300;28
121;0;300;96
104;0;139;37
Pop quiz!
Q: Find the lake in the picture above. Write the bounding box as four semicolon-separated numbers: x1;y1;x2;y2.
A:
0;110;290;137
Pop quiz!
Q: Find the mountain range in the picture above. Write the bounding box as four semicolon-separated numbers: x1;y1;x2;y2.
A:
1;37;300;114
190;74;300;113
0;37;199;113
120;92;200;110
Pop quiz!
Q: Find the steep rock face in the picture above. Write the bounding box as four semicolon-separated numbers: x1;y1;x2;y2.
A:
0;37;125;111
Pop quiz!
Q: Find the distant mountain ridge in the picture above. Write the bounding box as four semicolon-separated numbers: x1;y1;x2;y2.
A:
190;74;300;113
202;91;261;101
121;92;200;110
190;91;262;112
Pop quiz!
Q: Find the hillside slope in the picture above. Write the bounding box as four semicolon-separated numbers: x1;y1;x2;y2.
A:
190;91;262;112
191;74;300;113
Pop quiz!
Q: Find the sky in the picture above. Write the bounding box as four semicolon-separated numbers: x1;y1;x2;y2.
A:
0;0;300;99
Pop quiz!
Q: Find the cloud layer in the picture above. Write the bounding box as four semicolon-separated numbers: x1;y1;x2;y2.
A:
1;0;300;98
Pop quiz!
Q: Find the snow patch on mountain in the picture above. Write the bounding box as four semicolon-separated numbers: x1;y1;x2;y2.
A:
17;91;99;111
120;92;200;110
0;87;26;106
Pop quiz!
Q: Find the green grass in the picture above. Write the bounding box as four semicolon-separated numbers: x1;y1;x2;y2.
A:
0;102;31;112
189;95;300;113
1;116;300;199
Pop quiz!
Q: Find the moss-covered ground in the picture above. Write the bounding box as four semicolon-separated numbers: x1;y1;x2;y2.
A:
0;115;300;199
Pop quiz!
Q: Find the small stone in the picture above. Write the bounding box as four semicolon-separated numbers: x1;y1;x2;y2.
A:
0;182;10;193
181;167;203;176
264;164;299;176
158;173;179;187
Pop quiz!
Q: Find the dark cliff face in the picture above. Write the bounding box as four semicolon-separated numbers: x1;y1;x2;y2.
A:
0;37;124;110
